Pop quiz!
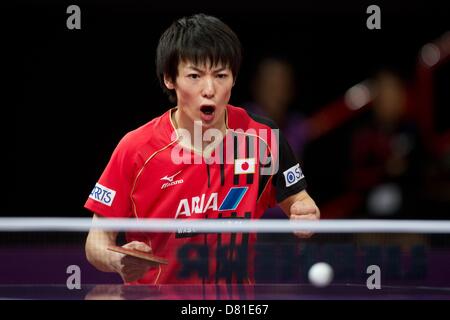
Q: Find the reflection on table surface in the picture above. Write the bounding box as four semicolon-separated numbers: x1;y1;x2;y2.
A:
1;283;450;300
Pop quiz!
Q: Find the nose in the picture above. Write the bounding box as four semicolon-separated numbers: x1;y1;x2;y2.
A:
201;77;215;99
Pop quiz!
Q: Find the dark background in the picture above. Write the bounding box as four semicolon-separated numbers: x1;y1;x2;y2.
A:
2;0;449;217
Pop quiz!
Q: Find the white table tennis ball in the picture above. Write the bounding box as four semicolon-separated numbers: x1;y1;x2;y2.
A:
308;262;334;287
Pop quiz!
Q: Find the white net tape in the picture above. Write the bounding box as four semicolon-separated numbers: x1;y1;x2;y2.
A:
0;218;450;233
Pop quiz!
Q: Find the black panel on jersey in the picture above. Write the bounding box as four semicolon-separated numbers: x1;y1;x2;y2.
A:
246;111;307;203
246;135;254;185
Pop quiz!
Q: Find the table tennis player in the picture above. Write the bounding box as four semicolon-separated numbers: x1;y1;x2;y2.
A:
84;13;320;285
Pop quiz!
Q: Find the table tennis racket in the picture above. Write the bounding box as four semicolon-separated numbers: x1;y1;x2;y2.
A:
107;245;168;265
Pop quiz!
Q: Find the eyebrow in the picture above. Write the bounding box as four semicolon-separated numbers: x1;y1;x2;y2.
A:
186;66;228;72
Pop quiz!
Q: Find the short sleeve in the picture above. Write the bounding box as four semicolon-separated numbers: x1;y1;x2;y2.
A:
272;129;307;203
84;135;137;218
245;110;307;208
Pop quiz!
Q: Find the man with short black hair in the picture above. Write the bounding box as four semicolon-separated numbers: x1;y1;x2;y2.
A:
85;13;320;285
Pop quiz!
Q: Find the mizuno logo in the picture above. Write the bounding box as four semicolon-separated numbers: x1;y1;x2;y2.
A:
161;170;184;189
161;170;183;182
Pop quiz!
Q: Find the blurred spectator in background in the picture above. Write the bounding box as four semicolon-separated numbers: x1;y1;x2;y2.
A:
243;56;313;283
244;57;310;161
349;69;427;219
243;57;311;219
422;141;450;217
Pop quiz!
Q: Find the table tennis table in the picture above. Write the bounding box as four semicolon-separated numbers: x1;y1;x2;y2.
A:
1;283;449;300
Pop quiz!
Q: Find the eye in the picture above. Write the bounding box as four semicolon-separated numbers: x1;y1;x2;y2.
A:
217;73;229;79
188;74;200;79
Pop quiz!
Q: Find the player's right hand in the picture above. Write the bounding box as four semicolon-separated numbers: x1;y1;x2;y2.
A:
111;241;158;283
290;201;320;238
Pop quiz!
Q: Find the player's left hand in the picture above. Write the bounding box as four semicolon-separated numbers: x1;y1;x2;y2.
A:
289;201;320;238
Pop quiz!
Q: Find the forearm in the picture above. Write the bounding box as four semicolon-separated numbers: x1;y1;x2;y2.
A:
85;214;121;273
85;229;119;273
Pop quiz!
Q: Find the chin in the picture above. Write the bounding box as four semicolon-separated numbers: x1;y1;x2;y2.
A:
201;122;216;129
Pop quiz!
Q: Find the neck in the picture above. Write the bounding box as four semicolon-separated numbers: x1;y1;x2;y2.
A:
171;108;227;152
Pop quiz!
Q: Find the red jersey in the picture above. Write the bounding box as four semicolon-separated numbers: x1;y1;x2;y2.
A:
85;105;306;285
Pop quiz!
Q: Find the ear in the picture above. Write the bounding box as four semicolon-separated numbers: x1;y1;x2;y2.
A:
163;74;175;90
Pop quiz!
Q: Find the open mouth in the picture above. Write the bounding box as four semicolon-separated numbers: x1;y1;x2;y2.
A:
200;105;216;115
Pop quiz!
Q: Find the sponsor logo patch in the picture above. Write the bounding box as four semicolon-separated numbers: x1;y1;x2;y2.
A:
89;183;116;206
283;164;304;187
175;187;248;218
